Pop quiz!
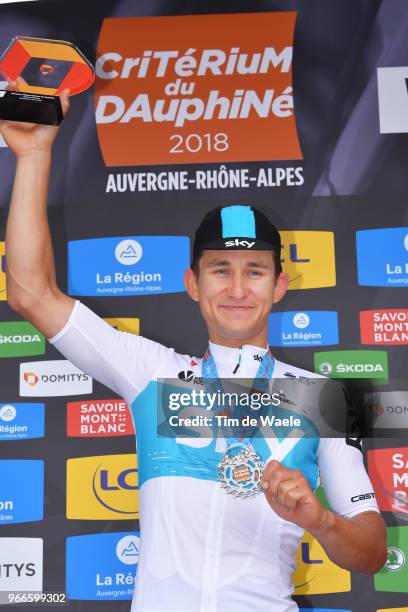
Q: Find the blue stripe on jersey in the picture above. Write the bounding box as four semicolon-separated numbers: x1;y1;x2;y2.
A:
131;381;319;491
221;205;256;238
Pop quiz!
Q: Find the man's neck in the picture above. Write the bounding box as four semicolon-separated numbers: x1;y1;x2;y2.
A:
208;331;268;349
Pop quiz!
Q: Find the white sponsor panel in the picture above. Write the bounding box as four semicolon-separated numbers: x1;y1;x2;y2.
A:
365;391;408;428
377;66;408;133
0;538;43;591
19;360;92;396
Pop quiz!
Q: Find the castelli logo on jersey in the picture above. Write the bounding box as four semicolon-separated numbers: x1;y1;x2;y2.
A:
24;372;39;386
95;12;302;166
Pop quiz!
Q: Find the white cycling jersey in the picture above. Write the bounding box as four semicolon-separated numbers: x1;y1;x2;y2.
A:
49;300;380;612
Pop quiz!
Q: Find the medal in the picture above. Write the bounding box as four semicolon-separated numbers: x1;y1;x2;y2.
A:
202;347;275;499
218;447;264;498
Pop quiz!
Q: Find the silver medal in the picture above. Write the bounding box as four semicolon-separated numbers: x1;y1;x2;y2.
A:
218;448;264;499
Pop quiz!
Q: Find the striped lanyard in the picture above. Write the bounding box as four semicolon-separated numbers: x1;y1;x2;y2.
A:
202;347;275;454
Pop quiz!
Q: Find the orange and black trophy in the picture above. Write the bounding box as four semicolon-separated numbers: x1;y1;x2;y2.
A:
0;36;94;125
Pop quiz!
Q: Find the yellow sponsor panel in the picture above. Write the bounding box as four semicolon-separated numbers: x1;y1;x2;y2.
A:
377;609;408;612
103;317;140;334
66;453;139;520
292;530;350;594
0;242;6;302
280;231;336;290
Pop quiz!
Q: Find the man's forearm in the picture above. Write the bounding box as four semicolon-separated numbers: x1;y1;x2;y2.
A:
309;510;387;574
6;150;57;305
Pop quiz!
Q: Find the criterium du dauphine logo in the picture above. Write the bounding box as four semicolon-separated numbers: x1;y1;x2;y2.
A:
95;12;301;166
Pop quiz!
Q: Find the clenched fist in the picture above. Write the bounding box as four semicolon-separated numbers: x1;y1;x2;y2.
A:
262;460;331;532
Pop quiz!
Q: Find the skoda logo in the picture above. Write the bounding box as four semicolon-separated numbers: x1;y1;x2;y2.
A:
115;239;143;266
319;362;333;375
385;546;405;572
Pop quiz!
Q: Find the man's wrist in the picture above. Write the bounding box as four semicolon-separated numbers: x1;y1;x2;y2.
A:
16;149;52;165
309;509;336;537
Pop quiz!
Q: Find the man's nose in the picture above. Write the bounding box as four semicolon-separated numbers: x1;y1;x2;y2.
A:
227;272;248;299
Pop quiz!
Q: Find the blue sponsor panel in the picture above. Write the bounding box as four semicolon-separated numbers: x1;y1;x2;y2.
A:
0;403;44;440
299;610;351;612
66;531;140;600
68;236;189;296
268;311;339;347
356;227;408;286
0;460;44;524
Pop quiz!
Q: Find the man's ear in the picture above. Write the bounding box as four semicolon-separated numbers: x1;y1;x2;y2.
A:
272;271;289;304
184;267;199;302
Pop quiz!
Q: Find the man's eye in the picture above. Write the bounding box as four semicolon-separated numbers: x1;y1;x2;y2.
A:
214;268;228;275
248;270;262;277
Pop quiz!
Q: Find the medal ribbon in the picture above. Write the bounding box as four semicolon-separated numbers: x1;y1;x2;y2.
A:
202;347;275;454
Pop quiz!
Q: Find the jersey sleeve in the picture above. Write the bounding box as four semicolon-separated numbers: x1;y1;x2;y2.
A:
317;437;380;518
48;300;174;405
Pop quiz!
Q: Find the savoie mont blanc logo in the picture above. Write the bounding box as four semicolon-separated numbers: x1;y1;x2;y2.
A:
356;228;408;286
314;350;388;380
68;236;189;296
268;310;338;347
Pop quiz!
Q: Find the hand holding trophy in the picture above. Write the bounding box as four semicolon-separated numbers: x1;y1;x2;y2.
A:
0;36;94;156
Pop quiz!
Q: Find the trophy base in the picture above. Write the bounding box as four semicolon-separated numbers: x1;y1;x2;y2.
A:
0;90;63;125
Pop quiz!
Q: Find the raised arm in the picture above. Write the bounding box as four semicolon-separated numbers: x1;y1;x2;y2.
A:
1;80;75;337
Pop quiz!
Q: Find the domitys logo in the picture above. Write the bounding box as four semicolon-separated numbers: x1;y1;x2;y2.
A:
95;12;302;166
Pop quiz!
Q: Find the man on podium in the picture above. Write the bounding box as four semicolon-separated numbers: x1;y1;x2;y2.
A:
0;83;387;612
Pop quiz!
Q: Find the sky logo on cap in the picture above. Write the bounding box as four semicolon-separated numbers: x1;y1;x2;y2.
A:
268;311;339;347
0;402;44;440
66;531;139;599
356;228;408;286
280;231;336;290
68;236;189;296
0;460;44;524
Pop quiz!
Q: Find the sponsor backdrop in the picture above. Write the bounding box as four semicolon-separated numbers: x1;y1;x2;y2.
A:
0;0;408;610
